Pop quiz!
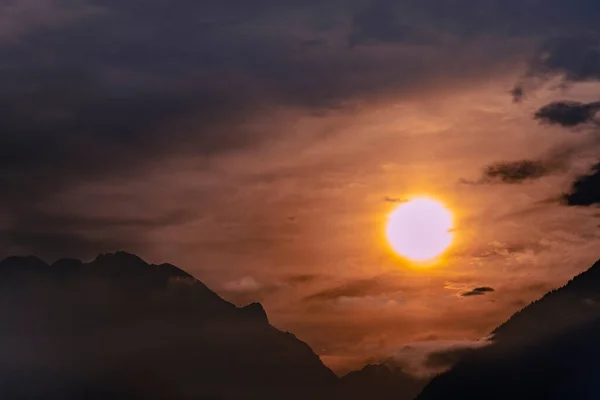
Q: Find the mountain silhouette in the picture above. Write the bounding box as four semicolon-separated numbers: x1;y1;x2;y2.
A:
416;258;600;400
338;364;428;400
0;252;418;399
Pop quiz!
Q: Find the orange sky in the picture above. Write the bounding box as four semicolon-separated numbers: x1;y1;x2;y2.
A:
41;74;600;374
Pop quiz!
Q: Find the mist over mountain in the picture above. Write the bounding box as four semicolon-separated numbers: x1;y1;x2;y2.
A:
417;258;600;400
0;252;420;399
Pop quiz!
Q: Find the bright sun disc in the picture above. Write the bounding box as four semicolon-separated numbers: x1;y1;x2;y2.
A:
386;198;454;262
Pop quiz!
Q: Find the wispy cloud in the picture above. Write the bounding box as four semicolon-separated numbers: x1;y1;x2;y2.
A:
461;287;495;297
387;339;493;377
304;277;405;302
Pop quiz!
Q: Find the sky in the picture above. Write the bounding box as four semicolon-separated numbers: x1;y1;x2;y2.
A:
2;0;600;375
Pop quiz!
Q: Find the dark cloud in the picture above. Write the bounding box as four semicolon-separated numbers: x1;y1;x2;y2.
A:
563;162;600;206
511;36;600;206
511;85;525;103
461;287;495;297
1;1;532;251
463;144;580;185
0;207;194;260
383;197;408;203
535;101;600;127
0;1;400;255
514;34;600;101
3;0;600;257
514;36;600;207
509;37;600;204
0;230;132;262
349;0;600;48
533;35;600;82
483;160;552;184
349;1;433;47
462;159;559;185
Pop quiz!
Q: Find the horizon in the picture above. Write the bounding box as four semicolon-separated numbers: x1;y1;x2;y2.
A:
1;249;598;377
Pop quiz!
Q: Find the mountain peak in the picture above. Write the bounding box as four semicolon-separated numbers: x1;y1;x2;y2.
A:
0;255;48;269
350;364;392;377
156;262;194;280
0;256;50;281
94;251;148;266
0;251;346;399
242;302;269;322
51;258;84;270
340;363;428;400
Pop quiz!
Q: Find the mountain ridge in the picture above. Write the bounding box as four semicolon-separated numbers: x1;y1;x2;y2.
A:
492;258;600;344
416;257;600;400
0;251;420;399
0;251;335;398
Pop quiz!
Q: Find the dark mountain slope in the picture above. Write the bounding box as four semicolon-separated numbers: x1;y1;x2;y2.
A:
338;364;428;400
417;258;600;400
492;259;600;344
0;252;337;399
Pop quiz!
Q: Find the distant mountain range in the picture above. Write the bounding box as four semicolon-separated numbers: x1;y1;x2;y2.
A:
340;363;428;400
417;259;600;400
5;251;600;399
0;252;423;399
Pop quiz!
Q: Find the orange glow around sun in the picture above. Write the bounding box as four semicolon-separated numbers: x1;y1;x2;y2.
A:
386;197;454;263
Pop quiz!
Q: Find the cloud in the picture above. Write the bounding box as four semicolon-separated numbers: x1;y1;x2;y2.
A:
534;35;600;82
462;144;582;185
383;196;408;203
286;274;321;284
348;1;434;47
0;0;102;44
424;345;480;368
563;162;600;206
222;277;262;293
0;208;194;260
509;38;600;203
220;273;323;305
461;159;560;185
482;160;553;184
511;85;525;103
510;37;600;206
469;240;548;261
3;0;600;259
534;101;600;127
3;0;555;258
219;276;279;305
461;287;495;297
305;277;401;302
513;37;600;207
513;34;600;100
387;339;493;377
350;0;600;49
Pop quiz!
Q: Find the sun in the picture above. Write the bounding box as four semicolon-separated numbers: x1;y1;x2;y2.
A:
386;197;454;263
